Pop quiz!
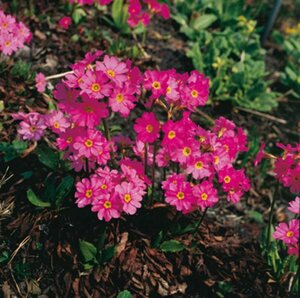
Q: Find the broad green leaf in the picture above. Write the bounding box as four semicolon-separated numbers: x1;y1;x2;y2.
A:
55;175;74;207
116;290;133;298
79;240;97;263
191;14;217;31
72;7;86;24
112;0;127;29
247;210;264;224
35;144;59;170
160;240;184;252
102;245;115;263
27;189;51;208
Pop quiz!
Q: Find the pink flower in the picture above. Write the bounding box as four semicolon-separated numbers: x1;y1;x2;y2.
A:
91;194;122;221
288;197;300;214
75;177;101;207
288;244;299;257
53;83;80;113
193;181;219;210
143;70;168;99
14;112;46;141
115;182;144;215
69;95;109;128
80;70;112;99
96;55;128;86
35;72;47;93
162;174;195;213
273;219;299;245
46;110;70;133
108;84;136;117
185;153;213;180
134;112;160;143
73;129;106;158
254;143;266;166
58;16;72;29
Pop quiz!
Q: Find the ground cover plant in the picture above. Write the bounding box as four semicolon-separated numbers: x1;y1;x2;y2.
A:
0;0;299;297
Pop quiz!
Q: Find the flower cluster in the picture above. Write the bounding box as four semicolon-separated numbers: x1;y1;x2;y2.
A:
69;0;113;5
273;197;300;258
68;0;170;27
128;0;170;27
255;143;300;194
0;9;31;56
13;51;250;221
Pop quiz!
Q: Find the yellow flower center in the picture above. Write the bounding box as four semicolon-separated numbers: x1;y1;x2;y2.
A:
53;122;60;129
183;147;191;157
124;194;132;203
191;90;198;98
213;156;219;165
85;106;94;113
166;86;171;94
107;69;115;77
30;126;36;132
84;139;93;148
85;189;93;198
199;136;206;143
66;136;73;144
5;41;11;47
152;81;161;89
116;93;124;103
91;83;101;92
101;184;107;190
224;176;231;183
168;131;176;139
201;193;208;201
195;161;203;169
2;22;7;28
223;144;229;152
176;192;185;200
103;201;112;209
146;124;153;133
286;231;294;237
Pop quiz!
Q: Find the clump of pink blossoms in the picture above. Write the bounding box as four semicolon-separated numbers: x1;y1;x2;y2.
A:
68;0;170;27
0;9;31;56
13;51;250;222
255;142;300;194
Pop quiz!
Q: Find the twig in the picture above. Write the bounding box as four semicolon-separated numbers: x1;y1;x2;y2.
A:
45;70;74;81
7;235;31;266
192;207;208;237
194;108;215;125
236;106;287;124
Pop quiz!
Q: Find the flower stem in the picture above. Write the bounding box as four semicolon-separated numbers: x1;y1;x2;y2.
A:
102;118;117;167
267;183;279;251
144;142;148;175
193;207;208;237
151;142;157;204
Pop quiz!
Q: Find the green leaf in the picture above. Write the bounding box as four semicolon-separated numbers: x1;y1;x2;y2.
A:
27;189;51;208
55;175;74;207
112;0;127;30
160;240;185;253
102;245;115;263
191;14;217;31
72;7;86;24
116;290;133;298
247;210;264;224
35;144;59;170
79;240;97;263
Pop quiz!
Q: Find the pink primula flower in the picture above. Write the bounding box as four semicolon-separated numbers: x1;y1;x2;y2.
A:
134;112;160;143
58;16;72;29
91;194;122;222
46;110;70;133
75;176;101;207
288;197;300;214
193;181;219;210
115;181;144;215
35;72;47;93
273;219;299;245
96;55;128;86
